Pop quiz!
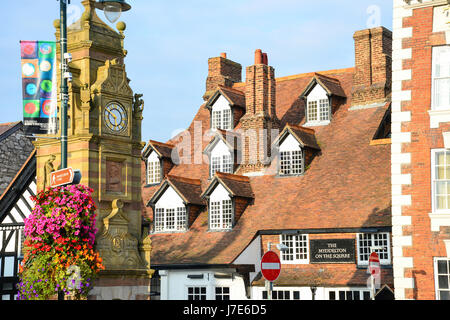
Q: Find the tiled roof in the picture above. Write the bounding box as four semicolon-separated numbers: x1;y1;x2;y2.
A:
202;172;254;199
273;124;320;150
0;121;22;142
299;73;347;99
143;67;391;267
206;85;246;109
143;140;175;159
148;175;204;207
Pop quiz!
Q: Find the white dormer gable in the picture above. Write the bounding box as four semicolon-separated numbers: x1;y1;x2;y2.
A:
155;185;184;209
210;182;231;202
154;186;187;232
305;83;331;126
211;94;233;130
279;133;302;152
210;138;233;177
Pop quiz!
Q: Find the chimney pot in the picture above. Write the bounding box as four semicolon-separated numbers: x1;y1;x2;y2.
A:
262;53;268;65
220;52;227;58
255;49;263;65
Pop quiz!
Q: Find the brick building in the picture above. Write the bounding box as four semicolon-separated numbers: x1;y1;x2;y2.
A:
391;0;450;300
141;25;394;301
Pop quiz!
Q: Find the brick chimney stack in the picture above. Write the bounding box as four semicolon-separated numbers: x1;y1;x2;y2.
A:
239;49;280;175
352;27;392;106
204;53;242;101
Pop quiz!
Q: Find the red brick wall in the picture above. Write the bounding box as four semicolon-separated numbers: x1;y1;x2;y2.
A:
400;6;450;300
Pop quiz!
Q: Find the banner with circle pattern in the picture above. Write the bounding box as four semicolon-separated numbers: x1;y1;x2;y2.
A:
20;40;58;135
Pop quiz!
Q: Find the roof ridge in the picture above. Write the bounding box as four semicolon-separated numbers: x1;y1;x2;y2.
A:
149;140;175;148
287;124;316;135
232;67;354;88
218;85;245;95
314;72;340;83
167;175;202;185
216;172;250;182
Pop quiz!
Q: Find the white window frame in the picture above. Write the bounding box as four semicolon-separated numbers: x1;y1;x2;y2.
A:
210;153;233;177
434;257;450;300
212;109;232;131
356;232;391;266
154;206;187;232
306;98;331;126
431;149;450;214
209;199;233;231
431;46;450;111
279;149;304;176
146;153;161;185
279;234;309;264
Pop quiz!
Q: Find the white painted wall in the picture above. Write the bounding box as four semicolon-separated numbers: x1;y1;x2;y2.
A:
209;183;231;202
155;185;184;209
233;235;262;283
210;139;231;159
160;269;250;300
212;95;231;112
307;83;327;101
147;150;159;162
278;133;302;152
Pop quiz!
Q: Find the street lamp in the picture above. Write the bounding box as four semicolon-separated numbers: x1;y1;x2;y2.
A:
58;0;131;170
94;0;132;23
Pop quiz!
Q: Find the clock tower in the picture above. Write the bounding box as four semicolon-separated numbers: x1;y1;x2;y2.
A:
32;0;153;300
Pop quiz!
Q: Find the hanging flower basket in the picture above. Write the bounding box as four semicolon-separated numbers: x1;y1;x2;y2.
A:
17;184;105;300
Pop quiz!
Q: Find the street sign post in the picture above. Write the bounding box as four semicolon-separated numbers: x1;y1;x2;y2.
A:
368;251;381;300
50;167;82;188
261;250;281;300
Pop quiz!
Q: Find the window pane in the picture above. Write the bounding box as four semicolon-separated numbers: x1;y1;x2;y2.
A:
293;291;300;300
291;150;303;175
440;291;450;300
280;151;291;175
3;257;15;277
329;291;335;300
222;154;233;173
438;260;448;274
308;101;318;122
222;109;232;130
319;99;330;121
439;276;449;289
211;157;221;176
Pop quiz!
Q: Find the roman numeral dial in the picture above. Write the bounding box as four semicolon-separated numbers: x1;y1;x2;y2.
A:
104;102;128;133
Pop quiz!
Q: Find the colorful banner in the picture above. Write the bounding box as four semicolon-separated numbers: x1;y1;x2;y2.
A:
20;41;58;135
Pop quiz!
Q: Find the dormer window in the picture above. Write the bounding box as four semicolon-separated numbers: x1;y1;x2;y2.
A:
147;176;204;233
201;172;254;232
147;151;161;185
305;85;330;125
278;133;304;176
142;140;175;186
300;73;346;127
206;86;246;131
272;125;321;177
204;131;240;178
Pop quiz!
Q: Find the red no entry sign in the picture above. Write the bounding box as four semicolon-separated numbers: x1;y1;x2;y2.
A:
261;251;281;282
368;251;380;275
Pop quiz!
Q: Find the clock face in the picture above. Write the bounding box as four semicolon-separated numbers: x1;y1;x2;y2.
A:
104;102;127;133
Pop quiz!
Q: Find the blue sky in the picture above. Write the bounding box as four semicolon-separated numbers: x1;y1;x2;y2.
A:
1;0;392;143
